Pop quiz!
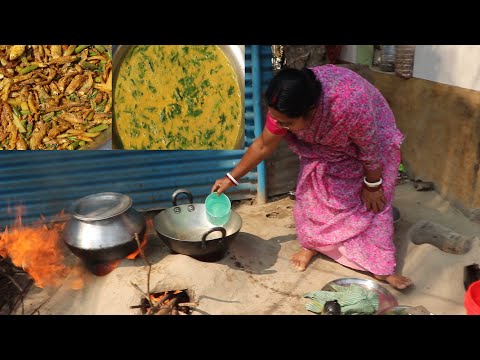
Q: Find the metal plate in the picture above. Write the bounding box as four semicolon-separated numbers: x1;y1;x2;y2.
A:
321;278;398;314
379;305;433;315
70;192;132;221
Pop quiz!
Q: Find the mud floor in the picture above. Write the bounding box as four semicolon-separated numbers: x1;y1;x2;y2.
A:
16;182;480;315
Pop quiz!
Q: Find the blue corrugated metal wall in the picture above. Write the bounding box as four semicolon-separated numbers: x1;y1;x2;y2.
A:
0;45;273;228
257;45;274;102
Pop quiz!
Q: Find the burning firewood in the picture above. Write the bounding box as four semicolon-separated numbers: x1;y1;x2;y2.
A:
129;304;150;309
132;289;195;315
150;291;170;305
0;257;33;314
149;298;179;316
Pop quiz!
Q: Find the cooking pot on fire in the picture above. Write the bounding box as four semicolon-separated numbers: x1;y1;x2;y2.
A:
63;192;146;263
154;189;242;262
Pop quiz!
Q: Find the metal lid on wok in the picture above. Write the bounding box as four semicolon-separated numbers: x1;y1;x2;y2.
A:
70;192;132;221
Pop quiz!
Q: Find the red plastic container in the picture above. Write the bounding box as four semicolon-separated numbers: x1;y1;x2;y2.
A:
465;280;480;315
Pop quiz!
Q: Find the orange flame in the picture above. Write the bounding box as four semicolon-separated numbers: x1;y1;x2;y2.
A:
84;217;153;276
125;241;146;260
126;217;152;260
126;236;148;260
0;206;85;289
87;260;121;276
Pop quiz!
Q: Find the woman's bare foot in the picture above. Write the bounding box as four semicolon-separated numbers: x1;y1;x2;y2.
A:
374;274;413;290
290;248;318;271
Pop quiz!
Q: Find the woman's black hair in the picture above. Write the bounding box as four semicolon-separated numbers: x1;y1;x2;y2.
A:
265;67;322;118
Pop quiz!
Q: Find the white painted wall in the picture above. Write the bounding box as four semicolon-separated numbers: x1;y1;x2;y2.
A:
339;45;357;63
413;45;480;91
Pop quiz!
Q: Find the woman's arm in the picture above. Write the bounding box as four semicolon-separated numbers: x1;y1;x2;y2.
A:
364;167;382;183
354;140;387;213
346;93;387;213
212;128;284;194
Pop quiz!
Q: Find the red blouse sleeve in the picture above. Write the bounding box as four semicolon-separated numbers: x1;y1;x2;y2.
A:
265;113;288;136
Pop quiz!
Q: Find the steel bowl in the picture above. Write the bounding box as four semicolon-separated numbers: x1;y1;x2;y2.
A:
112;45;245;150
63;192;146;263
379;305;434;315
321;277;398;314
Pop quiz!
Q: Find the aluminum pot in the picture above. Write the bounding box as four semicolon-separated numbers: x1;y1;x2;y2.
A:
154;189;242;262
63;192;146;263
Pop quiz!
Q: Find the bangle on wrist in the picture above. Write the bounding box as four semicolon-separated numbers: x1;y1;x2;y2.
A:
363;176;383;187
226;172;239;186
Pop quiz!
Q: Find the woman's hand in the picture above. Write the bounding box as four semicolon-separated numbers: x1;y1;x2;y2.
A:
211;177;235;195
361;186;387;213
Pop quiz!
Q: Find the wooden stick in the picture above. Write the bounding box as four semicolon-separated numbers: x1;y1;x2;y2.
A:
4;273;23;292
178;302;198;308
130;281;148;298
144;293;172;315
26;281;62;316
134;232;153;308
152;293;170;305
150;298;178;315
130;304;150;309
29;296;50;315
11;279;33;315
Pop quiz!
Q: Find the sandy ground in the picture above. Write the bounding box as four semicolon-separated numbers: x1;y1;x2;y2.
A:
16;181;480;315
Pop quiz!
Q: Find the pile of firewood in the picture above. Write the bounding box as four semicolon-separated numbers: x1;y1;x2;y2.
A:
0;257;32;315
131;289;196;315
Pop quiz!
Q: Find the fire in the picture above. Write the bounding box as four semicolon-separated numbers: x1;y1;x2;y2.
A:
0;208;154;283
0;206;85;289
86;217;153;276
125;219;151;260
86;260;121;277
136;289;192;315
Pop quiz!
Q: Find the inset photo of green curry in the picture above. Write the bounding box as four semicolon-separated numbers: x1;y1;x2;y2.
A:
0;45;112;150
113;45;245;150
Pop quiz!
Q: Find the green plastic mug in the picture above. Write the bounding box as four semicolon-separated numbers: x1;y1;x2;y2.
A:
205;192;231;226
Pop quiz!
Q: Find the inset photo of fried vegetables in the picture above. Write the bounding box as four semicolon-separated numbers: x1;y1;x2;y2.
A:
113;45;245;150
0;45;112;150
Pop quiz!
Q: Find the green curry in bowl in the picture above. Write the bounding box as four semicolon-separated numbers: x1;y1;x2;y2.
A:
114;45;243;150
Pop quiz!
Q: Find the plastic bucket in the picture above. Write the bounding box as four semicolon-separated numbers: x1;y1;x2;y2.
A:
205;192;231;226
464;280;480;315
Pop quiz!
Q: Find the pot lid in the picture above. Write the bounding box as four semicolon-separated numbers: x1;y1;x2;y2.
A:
70;192;132;221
